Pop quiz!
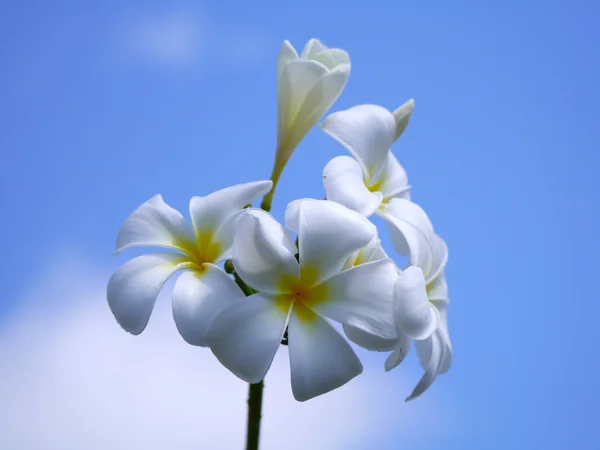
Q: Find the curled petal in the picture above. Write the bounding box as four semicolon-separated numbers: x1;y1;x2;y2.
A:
320;104;396;181
394;266;438;340
343;324;397;352
323;156;382;217
290;199;376;285
384;333;412;371
172;264;246;347
288;303;362;401
427;234;449;285
407;330;447;401
107;253;192;335
115;195;196;254
431;299;452;374
233;209;299;293
208;294;291;384
378;153;411;201
381;199;435;275
313;259;398;339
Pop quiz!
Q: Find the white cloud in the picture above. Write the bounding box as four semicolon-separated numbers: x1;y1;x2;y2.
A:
0;257;446;450
118;10;269;71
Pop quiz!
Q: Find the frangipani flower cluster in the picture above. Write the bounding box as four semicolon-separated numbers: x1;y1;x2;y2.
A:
107;38;453;405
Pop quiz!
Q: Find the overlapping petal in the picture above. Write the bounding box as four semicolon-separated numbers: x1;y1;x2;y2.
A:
312;259;398;339
287;199;376;285
189;181;272;252
300;38;327;59
427;234;449;284
394;267;439;340
172;264;246;347
343;324;398;352
278;60;329;149
288;303;363;401
381;199;435;275
107;253;193;335
320;104;396;180
277;40;299;79
233;209;299;293
323;156;382;216
208;294;291;384
115;195;196;255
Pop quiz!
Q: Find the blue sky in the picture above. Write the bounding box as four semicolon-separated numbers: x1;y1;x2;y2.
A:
1;1;599;449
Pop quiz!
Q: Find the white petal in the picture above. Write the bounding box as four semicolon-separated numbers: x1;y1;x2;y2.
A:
427;234;449;284
431;299;452;374
287;66;350;154
277;59;328;155
320;104;396;181
394;266;438;340
313;259;398;339
323;156;382;216
288;303;362;401
378;153;411;201
115;195;196;254
233;209;299;293
277;40;299;80
407;331;447;401
381;199;435;274
300;38;327;59
107;253;192;335
208;294;290;383
385;198;435;241
292;199;376;285
312;48;350;70
384;333;411;371
427;270;449;301
392;99;415;141
172;264;246;347
343;324;397;351
343;236;388;269
189;181;273;251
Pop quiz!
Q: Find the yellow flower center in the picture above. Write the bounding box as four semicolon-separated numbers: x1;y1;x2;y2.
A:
275;265;329;322
366;176;384;194
175;230;222;272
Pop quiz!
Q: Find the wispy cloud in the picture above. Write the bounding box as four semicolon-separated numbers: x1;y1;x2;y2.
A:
118;10;270;72
0;256;446;449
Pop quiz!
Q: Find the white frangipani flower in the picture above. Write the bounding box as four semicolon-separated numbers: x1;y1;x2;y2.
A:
208;199;398;401
106;181;272;346
320;101;414;217
270;39;351;189
382;198;452;401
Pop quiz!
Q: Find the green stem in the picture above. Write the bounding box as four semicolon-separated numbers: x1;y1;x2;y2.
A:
232;268;263;450
260;164;282;212
245;381;264;450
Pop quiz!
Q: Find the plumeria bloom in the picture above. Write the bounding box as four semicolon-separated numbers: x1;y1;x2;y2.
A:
267;39;350;201
383;198;452;400
106;181;272;346
340;198;452;400
320;101;414;217
208;199;398;401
